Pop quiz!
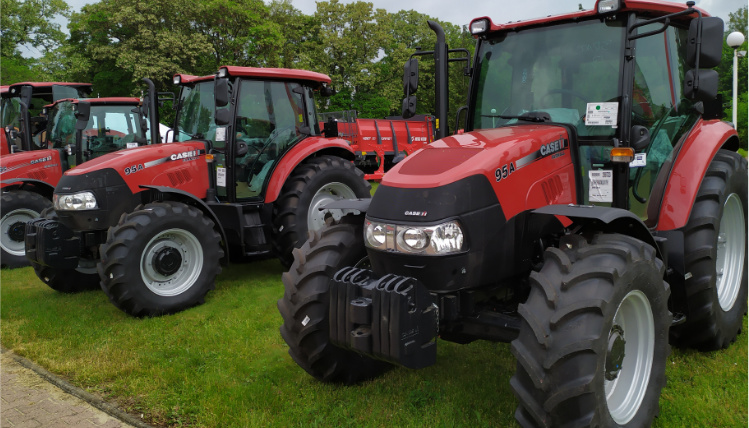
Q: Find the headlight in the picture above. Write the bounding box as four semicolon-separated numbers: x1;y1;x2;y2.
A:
366;219;465;255
54;192;98;210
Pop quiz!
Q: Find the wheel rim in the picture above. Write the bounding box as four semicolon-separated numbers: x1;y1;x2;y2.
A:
716;193;746;312
604;290;655;425
1;208;40;256
140;228;203;296
307;182;357;232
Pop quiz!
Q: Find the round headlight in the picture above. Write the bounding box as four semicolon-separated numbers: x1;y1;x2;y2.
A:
403;228;428;250
430;221;464;254
365;222;387;248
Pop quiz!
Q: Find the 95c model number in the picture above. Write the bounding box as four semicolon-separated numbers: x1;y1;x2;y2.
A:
495;162;515;182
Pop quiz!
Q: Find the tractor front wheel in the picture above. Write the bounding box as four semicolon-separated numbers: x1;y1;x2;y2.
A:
671;150;748;350
273;155;370;267
98;201;223;317
278;215;390;383
1;190;52;268
511;233;670;427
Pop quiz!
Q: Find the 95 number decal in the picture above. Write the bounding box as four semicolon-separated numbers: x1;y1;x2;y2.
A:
495;162;515;182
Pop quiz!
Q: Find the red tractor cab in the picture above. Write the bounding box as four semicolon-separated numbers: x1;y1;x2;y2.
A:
2;86;160;268
25;66;372;317
279;1;746;426
1;82;92;155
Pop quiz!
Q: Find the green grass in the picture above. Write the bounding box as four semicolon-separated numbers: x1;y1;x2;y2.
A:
1;263;746;427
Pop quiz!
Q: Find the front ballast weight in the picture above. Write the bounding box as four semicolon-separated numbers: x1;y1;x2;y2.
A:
329;267;438;369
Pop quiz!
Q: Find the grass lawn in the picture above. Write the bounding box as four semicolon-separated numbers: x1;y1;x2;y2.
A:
1;260;746;427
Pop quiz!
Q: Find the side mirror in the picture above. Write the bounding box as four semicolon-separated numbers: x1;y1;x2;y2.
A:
323;117;339;138
320;85;336;97
19;86;33;107
402;95;416;119
74;102;91;130
684;69;719;102
215;77;230;108
215;108;231;126
687;17;724;68
403;58;419;96
630;125;650;151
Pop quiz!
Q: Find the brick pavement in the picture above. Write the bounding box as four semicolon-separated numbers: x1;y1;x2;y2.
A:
1;351;147;428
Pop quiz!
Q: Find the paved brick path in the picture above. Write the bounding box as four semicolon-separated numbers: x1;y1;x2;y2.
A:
1;351;145;428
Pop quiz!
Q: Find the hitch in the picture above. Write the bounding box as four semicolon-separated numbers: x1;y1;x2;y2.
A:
329;267;438;369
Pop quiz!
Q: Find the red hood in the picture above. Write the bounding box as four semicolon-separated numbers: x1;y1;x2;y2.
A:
64;142;206;176
382;125;570;188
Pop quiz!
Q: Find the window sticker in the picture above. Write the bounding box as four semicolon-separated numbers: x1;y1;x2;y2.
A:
126;142;138;149
217;167;227;187
589;170;613;202
215;127;226;142
585;102;618;126
630;153;646;168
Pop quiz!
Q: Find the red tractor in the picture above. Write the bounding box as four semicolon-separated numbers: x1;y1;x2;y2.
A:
1;88;159;268
25;66;373;317
1;82;92;156
278;1;746;426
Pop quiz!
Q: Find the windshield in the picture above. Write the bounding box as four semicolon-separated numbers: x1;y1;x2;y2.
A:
471;18;625;138
175;81;216;143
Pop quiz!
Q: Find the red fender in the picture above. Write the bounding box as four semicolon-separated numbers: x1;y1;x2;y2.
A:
264;136;354;203
655;119;739;231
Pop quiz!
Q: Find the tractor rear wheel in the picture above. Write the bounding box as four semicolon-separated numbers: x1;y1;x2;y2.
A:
1;190;51;268
671;150;748;350
511;233;670;427
98;201;223;317
278;215;390;383
273;155;370;267
31;208;100;292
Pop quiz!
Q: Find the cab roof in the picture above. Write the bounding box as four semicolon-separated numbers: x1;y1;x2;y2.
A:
220;66;332;85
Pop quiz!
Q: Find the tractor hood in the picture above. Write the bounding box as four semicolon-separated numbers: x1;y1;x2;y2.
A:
381;124;571;189
64;141;207;177
0;149;61;183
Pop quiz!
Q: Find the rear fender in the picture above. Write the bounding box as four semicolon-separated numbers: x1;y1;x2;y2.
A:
138;184;230;263
654;119;739;231
533;204;663;262
263;136;354;204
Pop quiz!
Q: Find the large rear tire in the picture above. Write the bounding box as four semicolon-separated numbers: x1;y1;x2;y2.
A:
98;201;223;317
273;155;370;267
671;149;748;350
1;190;51;268
31;208;100;292
511;233;670;427
278;216;390;383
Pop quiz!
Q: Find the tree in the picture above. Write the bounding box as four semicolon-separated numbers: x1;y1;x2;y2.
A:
717;6;748;150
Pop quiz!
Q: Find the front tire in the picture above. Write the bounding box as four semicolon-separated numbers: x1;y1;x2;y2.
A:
98;202;223;317
671;150;748;350
511;233;670;427
273;155;370;267
31;208;100;292
278;216;390;383
1;190;52;268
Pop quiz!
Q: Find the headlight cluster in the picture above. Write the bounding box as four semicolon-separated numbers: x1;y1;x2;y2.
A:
365;219;465;255
54;192;98;210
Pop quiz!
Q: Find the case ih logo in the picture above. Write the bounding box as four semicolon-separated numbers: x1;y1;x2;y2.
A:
30;156;52;164
170;150;199;161
404;211;428;217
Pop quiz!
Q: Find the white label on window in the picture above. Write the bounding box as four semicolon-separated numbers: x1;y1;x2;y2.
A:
630;153;647;168
215;127;226;142
589;170;613;202
217;167;227;187
126;142;138;149
585;102;619;126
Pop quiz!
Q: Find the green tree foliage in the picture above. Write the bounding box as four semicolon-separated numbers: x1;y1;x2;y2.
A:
717;6;748;149
0;0;70;83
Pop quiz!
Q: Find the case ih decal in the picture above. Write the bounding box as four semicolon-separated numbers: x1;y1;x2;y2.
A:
496;138;568;182
125;149;205;175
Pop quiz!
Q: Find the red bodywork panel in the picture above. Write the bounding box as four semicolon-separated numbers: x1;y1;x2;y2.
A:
264;136;355;203
1;131;10;157
0;149;63;188
322;117;435;180
221;66;332;85
655;119;738;231
64;142;211;199
382;125;577;221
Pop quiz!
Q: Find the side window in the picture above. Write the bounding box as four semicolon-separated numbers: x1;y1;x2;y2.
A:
628;24;698;220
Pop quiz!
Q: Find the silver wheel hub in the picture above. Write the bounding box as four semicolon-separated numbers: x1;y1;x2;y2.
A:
307;182;357;232
604;290;654;425
140;228;203;296
1;208;40;256
716;193;745;312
